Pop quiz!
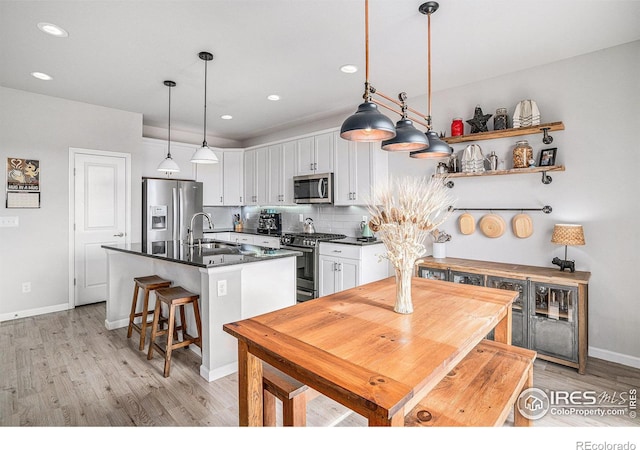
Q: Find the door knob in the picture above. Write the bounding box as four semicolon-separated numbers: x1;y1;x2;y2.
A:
113;232;124;237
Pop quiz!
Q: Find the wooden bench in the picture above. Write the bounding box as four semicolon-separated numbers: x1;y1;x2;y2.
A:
262;363;319;426
405;340;537;427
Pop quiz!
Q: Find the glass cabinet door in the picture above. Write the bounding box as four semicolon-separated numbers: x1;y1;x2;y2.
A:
487;276;528;348
418;266;448;281
530;282;578;362
451;271;485;286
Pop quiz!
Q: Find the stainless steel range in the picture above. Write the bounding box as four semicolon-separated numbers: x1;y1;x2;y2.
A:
280;232;346;302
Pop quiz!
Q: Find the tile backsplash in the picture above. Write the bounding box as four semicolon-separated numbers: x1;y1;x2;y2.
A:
205;204;372;237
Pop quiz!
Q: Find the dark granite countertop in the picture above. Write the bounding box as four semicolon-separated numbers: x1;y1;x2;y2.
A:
102;239;300;269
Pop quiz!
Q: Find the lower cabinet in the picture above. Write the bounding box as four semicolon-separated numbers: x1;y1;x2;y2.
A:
319;242;389;297
416;257;590;374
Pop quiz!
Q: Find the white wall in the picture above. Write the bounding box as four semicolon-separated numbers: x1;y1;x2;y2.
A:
388;41;640;367
0;87;143;319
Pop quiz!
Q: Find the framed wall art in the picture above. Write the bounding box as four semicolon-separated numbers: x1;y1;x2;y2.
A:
538;148;557;167
6;157;41;208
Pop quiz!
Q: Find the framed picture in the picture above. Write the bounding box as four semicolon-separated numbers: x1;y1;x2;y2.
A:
538;148;557;167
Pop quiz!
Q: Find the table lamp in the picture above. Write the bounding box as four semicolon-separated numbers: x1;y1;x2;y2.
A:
551;224;585;272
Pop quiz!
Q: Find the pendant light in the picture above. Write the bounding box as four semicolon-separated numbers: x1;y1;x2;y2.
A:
381;92;429;151
157;80;180;173
190;51;219;164
340;0;396;142
410;2;452;159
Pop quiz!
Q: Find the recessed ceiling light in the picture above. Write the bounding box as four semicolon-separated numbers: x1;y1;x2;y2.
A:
340;64;358;74
267;94;280;101
37;22;69;37
221;114;233;120
31;72;53;81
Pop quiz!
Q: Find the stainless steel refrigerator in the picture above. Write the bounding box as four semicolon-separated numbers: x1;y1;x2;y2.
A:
142;177;204;254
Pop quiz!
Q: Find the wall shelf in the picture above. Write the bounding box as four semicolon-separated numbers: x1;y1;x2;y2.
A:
442;121;565;145
435;165;564;187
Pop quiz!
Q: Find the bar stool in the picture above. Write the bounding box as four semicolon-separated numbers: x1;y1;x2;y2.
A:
127;275;172;351
147;286;202;377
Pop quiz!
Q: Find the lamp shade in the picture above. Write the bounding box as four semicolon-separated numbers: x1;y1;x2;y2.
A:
340;102;396;142
551;224;585;246
157;156;180;172
409;130;452;158
381;118;429;151
191;144;219;164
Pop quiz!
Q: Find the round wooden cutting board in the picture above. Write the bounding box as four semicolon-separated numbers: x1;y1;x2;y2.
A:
512;213;534;238
478;214;506;238
458;213;476;235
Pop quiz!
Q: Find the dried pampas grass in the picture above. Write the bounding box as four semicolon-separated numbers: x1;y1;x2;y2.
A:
366;175;455;313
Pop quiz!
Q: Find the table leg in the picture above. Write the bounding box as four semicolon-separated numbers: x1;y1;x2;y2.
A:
493;307;512;345
367;408;405;426
237;340;264;426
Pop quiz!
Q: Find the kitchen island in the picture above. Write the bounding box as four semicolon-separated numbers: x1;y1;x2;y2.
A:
102;239;300;381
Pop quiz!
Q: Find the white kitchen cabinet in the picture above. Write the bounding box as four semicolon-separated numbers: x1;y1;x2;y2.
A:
206;231;231;242
318;242;388;297
267;141;296;205
244;147;268;205
223;150;244;205
197;150;224;206
254;235;281;249
334;138;388;206
230;232;255;245
295;131;334;175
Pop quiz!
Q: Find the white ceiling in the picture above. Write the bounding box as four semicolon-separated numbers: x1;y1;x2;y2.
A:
1;0;639;145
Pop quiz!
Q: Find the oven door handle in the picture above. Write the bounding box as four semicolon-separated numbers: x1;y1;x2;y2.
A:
282;245;314;253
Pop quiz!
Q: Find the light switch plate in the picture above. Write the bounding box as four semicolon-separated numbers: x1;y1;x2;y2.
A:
0;216;19;227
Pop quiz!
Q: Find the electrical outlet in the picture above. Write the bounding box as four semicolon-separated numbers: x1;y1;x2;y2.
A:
22;282;31;293
362;216;368;222
217;279;227;296
0;216;19;227
299;214;304;222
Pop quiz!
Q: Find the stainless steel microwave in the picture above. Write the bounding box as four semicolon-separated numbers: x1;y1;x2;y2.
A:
293;173;333;204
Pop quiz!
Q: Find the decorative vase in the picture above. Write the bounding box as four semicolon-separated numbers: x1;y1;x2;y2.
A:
394;259;415;314
433;242;446;259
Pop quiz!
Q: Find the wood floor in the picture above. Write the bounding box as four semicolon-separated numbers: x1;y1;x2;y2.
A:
1;302;638;427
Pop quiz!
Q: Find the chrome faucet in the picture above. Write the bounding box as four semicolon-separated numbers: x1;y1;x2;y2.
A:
188;212;214;247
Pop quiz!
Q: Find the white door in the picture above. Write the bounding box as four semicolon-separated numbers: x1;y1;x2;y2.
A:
74;152;127;306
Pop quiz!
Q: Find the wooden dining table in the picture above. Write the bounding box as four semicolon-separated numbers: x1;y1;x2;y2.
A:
223;276;516;426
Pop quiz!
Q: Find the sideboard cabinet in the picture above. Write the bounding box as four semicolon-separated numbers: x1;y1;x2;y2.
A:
416;257;590;374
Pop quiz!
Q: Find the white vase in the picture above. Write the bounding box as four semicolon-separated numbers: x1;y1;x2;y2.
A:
433;242;446;259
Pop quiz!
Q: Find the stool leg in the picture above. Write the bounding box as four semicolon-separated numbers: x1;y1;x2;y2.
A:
127;284;140;339
263;389;277;426
192;298;202;350
164;304;176;377
138;288;151;351
147;300;162;361
179;304;188;346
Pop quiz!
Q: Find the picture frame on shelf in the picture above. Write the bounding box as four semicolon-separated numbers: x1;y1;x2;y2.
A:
539;148;557;167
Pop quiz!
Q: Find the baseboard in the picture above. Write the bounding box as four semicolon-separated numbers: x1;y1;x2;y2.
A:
200;361;237;382
104;317;129;330
590;346;640;369
0;303;70;322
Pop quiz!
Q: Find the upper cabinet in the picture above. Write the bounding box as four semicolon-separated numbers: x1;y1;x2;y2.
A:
244;147;268;206
197;150;244;206
197;149;224;206
334;137;388;206
267;141;296;205
296;131;334;175
222;150;244;205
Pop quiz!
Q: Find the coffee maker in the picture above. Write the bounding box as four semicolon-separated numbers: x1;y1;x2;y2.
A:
257;210;282;235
